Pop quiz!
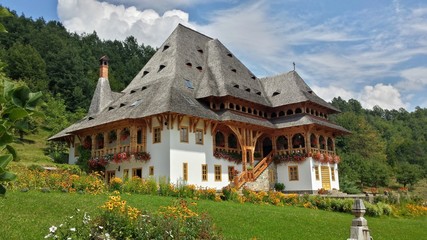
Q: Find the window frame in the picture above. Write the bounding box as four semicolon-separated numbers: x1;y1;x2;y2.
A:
149;166;154;176
153;127;161;143
331;167;335;181
228;166;235;182
202;164;208;181
132;168;142;178
180;126;189;143
195;128;204;145
106;170;115;183
288;166;299;181
183;163;188;181
214;165;222;182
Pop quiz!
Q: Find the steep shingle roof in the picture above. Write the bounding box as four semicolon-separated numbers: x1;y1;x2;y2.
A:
49;24;347;140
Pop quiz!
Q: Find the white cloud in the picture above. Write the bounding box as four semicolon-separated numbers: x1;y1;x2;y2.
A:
398;67;427;91
360;84;407;110
57;0;195;47
100;0;225;13
311;85;356;103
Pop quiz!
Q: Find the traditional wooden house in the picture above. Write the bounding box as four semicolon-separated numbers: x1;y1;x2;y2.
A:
50;24;349;192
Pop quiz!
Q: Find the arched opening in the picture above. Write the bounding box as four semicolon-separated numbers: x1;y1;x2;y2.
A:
271;112;277;118
278;111;285;117
242;106;246;112
220;103;225;110
248;108;252;114
228;134;238;149
83;136;92;150
292;134;305;149
262;137;273;157
120;128;130;145
295;108;302;114
310;134;317;148
236;105;241;111
327;137;334;151
215;132;225;147
108;130;117;145
229;103;234;109
319;136;326;150
253;109;258;115
287;109;294;115
276;136;288;150
96;133;104;149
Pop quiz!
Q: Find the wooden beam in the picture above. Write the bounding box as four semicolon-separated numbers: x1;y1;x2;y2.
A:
156;115;163;131
177;115;184;129
203;120;210;134
211;121;218;135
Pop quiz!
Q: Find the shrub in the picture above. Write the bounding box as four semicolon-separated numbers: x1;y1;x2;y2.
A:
109;177;123;192
274;182;285;192
222;186;239;201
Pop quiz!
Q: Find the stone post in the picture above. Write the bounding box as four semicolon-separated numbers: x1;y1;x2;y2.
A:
347;199;372;240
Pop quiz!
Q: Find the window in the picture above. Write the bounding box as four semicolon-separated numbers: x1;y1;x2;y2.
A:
153;127;161;143
202;164;208;181
133;168;142;178
137;129;142;144
123;169;129;180
272;91;280;96
106;171;115;183
158;65;166;72
183;163;188;181
288;166;299;181
149;166;154;176
185;79;194;89
228;166;235;182
331;167;335;181
314;166;320;181
214;165;222;181
163;45;169;51
196;66;202;71
180;127;189;142
195;129;204;145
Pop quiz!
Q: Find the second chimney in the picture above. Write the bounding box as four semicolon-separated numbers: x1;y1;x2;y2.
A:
99;55;109;79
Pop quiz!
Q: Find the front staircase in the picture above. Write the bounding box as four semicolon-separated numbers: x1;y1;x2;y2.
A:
233;152;274;189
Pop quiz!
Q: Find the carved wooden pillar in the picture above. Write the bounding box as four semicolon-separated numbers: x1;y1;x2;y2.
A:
116;129;120;153
91;134;96;157
130;125;137;153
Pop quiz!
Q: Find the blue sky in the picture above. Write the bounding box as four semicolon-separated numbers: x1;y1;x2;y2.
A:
1;0;427;111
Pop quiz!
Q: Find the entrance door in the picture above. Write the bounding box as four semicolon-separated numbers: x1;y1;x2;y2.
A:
321;166;331;190
262;138;272;157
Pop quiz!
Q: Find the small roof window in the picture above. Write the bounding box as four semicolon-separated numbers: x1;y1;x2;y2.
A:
272;91;280;97
227;53;233;57
197;48;203;54
251;75;256;80
130;99;143;107
196;66;203;71
255;91;262;96
245;88;251;92
233;84;239;89
120;103;126;108
88;116;94;120
186;62;192;67
185;79;194;89
130;89;138;94
141;86;147;91
158;65;166;72
142;71;149;77
308;90;313;94
108;106;114;111
231;69;237;73
162;45;169;51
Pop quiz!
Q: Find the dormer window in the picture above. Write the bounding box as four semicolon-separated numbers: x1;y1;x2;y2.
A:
245;88;251;92
251;75;256;80
158;65;166;72
141;86;147;91
197;49;203;54
227;53;233;57
308;90;313;94
186;62;192;67
256;91;261;96
196;66;203;71
233;84;239;89
163;45;169;51
272;91;280;96
120;103;126;108
130;89;137;94
108;106;114;111
88;117;94;120
184;79;194;89
142;71;149;77
231;69;237;73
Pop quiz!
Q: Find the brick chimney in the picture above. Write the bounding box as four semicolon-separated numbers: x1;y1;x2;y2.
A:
99;55;109;79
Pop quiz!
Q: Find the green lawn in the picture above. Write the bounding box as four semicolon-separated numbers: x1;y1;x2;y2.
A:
1;191;426;240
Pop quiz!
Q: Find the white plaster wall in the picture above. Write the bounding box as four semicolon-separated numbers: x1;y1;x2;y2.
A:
276;157;314;191
68;144;77;165
169;119;242;189
146;119;170;180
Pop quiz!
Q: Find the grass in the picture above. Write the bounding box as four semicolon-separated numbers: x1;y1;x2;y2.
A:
1;191;426;240
11;129;53;165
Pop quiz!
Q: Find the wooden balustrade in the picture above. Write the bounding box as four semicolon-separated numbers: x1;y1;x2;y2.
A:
233;152;274;189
